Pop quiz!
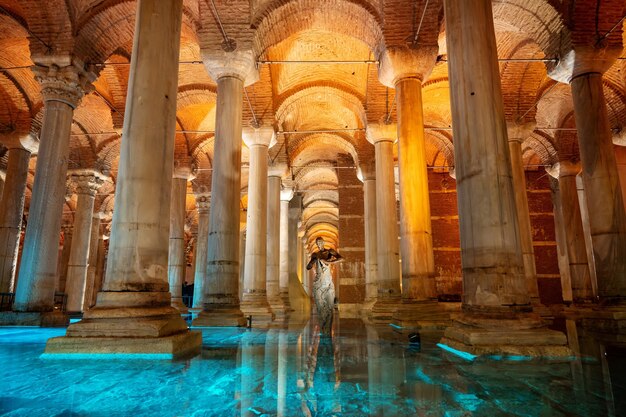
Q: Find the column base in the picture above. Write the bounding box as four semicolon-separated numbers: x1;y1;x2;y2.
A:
268;297;289;320
368;297;401;323
391;300;453;330
530;298;554;322
440;313;571;358
192;305;247;327
171;298;189;314
0;311;69;327
280;292;293;311
581;306;626;334
241;299;275;328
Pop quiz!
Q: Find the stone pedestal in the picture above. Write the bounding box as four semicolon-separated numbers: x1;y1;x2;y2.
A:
192;193;210;309
240;126;276;327
45;0;200;357
267;169;287;318
366;124;402;322
168;170;191;313
440;0;569;356
193;50;258;328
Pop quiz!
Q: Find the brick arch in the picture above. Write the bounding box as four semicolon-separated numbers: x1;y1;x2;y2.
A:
19;0;74;57
523;131;558;165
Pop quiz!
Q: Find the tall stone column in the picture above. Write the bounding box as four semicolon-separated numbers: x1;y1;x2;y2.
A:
168;169;191;313
440;0;568;356
575;175;599;296
193;50;258;327
549;177;574;304
191;192;210;309
91;231;108;307
45;0;201;356
83;213;102;311
546;162;594;304
549;48;626;329
366;124;401;322
0;133;37;294
507;122;541;304
5;63;93;326
361;163;378;310
241;126;276;326
65;171;105;313
267;166;287;318
56;223;73;294
279;187;294;310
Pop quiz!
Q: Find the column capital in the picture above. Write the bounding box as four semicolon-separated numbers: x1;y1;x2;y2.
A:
268;163;288;178
280;187;294;202
378;45;438;88
32;63;96;108
545;161;581;179
194;192;211;213
94;210;113;221
61;222;73;234
547;45;622;83
203;49;259;86
173;163;196;180
243;125;276;148
507;121;536;144
366;123;397;145
69;170;108;196
357;160;376;182
0;132;39;154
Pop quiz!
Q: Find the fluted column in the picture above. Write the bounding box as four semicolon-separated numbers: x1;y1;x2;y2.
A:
65;171;105;313
192;192;210;309
241;126;276;326
45;0;201;356
193;49;258;327
279;187;294;310
10;63;93;322
546;162;595;307
168;168;192;313
360;163;378;309
0;133;37;294
507;122;541;304
366;124;401;322
267;165;287;318
440;0;568;356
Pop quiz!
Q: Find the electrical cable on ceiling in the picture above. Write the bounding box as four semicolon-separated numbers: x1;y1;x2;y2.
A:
412;0;430;45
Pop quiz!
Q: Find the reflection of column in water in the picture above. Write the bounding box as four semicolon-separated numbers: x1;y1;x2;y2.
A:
366;326;382;414
277;329;288;417
264;329;278;414
599;344;616;417
240;331;266;417
566;320;586;400
367;325;406;416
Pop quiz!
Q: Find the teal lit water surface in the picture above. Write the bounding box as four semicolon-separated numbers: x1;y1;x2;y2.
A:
0;318;624;416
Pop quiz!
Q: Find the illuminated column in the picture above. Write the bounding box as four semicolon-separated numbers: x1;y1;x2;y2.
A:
279;187;294;309
546;162;594;304
57;223;73;293
378;47;437;303
10;63;93;322
65;171;105;313
193;49;258;327
0;133;36;294
360;162;378;308
192;192;210;309
549;177;574;304
507;122;541;304
267;166;287;317
46;0;201;356
440;0;568;355
241;126;276;326
168;168;192;313
83;212;102;311
366;124;401;321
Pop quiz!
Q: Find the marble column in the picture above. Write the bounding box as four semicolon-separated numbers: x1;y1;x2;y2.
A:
440;0;568;356
56;223;73;294
168;169;191;313
549;177;574;304
65;171;105;313
45;0;201;356
0;133;37;294
193;50;258;327
241;126;276;326
192;192;210;309
366;124;401;322
279;187;294;310
83;213;102;311
507;122;541;304
7;63;93;325
91;232;108;307
576;175;599;297
267;166;287;318
361;163;378;310
546;162;594;304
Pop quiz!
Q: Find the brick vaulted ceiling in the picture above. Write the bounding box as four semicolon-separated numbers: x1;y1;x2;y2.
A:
0;0;625;242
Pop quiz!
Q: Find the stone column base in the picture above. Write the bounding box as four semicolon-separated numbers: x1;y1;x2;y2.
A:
241;300;275;328
391;300;453;330
171;298;189;314
268;297;288;320
280;292;293;311
440;315;571;357
368;297;401;323
0;311;69;327
44;331;202;359
192;306;247;327
581;307;626;334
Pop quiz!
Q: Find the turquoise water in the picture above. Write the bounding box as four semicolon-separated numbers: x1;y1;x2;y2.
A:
0;319;623;416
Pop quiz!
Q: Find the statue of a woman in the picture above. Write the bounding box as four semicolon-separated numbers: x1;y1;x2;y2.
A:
306;237;342;333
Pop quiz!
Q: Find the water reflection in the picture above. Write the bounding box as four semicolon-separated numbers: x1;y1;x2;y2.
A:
0;319;624;416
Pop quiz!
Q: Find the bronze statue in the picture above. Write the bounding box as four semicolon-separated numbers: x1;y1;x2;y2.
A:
306;236;343;333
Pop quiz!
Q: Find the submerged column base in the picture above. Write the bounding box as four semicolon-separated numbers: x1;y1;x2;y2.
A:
192;304;247;327
44;291;201;358
391;300;454;330
369;297;401;323
0;311;69;327
440;312;571;357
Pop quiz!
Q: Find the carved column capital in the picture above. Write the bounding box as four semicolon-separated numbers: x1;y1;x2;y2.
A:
69;170;108;196
32;63;96;108
507;121;537;144
195;192;211;213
